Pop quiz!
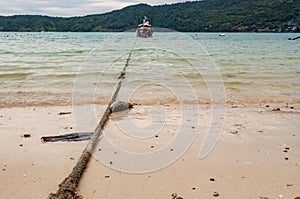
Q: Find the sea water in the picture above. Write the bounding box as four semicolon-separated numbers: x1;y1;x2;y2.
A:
0;31;299;107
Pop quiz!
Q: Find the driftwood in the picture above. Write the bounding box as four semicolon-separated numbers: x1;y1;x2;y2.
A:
48;39;137;199
288;36;300;40
42;101;133;142
41;132;93;142
58;112;72;115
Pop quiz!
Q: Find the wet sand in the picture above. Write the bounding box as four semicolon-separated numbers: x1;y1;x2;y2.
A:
0;103;300;198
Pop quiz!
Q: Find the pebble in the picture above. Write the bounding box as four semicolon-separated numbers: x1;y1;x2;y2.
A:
171;193;183;199
272;108;280;111
171;193;177;199
23;133;31;138
213;192;220;197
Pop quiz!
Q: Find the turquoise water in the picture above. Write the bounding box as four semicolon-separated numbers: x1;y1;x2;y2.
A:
192;33;300;103
0;32;299;107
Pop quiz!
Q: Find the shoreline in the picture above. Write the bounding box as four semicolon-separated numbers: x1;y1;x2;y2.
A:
0;103;299;198
1;99;300;109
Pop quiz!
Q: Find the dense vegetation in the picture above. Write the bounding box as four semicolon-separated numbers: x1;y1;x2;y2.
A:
0;0;299;32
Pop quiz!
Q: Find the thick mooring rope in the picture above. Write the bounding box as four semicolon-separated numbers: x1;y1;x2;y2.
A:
48;37;138;199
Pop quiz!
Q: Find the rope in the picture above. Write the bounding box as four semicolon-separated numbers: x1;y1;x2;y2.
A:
48;37;138;199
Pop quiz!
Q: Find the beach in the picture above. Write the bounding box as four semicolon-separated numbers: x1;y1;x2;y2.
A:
0;103;299;198
0;32;300;198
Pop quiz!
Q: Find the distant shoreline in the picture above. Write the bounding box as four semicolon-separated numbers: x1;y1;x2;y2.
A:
0;1;299;33
1;30;300;33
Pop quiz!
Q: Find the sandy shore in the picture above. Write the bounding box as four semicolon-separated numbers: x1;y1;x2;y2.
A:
0;103;299;199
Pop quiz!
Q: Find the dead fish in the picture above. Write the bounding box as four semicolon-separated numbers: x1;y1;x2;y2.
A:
110;101;134;113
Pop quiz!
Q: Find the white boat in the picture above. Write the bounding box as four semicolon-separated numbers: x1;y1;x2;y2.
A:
136;21;153;37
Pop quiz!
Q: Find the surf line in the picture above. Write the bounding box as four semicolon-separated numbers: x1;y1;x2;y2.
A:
48;37;138;199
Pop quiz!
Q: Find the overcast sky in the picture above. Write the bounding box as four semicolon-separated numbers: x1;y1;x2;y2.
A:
0;0;193;17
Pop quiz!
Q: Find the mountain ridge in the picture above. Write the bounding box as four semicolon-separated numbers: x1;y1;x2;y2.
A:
0;0;299;32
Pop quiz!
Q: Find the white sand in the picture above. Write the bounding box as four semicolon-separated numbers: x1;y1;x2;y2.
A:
0;103;299;198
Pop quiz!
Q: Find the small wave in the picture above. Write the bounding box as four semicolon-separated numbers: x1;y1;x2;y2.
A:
51;50;88;57
224;80;256;85
35;73;78;79
0;72;33;79
0;51;15;55
0;91;73;108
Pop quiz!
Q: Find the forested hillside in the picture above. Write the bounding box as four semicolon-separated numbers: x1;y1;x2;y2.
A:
0;0;299;32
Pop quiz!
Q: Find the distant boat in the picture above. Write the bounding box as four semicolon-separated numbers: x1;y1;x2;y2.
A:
136;21;153;38
219;33;225;36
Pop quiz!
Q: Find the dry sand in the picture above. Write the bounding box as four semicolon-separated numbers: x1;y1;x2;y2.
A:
0;103;299;199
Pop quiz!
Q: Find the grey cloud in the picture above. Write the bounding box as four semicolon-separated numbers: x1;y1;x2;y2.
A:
0;0;191;16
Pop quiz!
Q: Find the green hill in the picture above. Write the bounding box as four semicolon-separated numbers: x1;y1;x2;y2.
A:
0;0;299;32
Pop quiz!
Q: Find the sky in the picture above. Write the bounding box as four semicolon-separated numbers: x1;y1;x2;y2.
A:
0;0;192;17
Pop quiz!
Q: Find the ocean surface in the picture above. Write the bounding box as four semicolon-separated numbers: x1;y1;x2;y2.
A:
0;31;299;107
